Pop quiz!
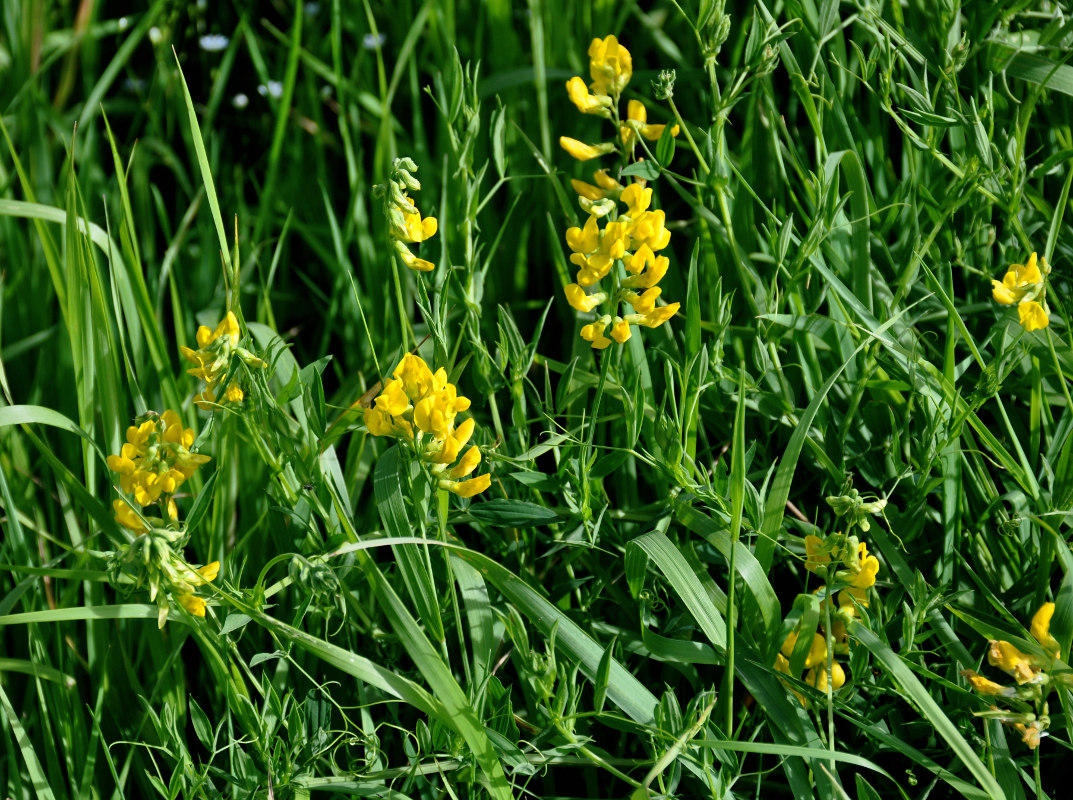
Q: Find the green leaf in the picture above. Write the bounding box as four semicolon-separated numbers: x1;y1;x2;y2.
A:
467;499;559;527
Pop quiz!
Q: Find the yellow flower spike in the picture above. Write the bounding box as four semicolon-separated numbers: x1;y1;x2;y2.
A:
610;317;631;343
987;640;1042;684
1018;300;1049;331
374;379;410;417
178;593;207;617
559;136;615;161
446;473;492;498
587;34;632;97
1030;603;1061;658
449;446;482;479
961;669;1018;698
565;76;612;117
564;284;605;312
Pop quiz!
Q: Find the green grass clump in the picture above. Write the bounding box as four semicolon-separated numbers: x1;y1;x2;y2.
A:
2;1;1073;797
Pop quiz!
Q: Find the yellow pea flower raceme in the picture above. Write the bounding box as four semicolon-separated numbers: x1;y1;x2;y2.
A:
107;410;211;509
376;157;439;272
181;311;266;409
364;354;491;498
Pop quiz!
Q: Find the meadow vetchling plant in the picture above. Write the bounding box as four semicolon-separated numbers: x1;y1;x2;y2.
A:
364;353;491;497
559;35;681;349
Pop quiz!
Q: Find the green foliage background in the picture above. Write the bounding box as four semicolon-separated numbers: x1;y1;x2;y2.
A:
2;0;1073;798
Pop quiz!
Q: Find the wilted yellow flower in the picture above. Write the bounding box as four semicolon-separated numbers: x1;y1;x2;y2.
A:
988;639;1043;685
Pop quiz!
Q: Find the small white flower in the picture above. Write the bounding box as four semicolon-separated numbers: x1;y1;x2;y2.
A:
232;93;249;109
362;32;386;50
149;26;163;45
257;81;283;99
199;34;229;52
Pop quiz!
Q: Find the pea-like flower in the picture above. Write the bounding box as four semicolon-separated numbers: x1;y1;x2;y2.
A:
964;602;1070;749
364;354;491;498
181;311;265;409
563;183;680;349
375;157;438;272
107;410;211;508
992;252;1050;332
559;36;678;164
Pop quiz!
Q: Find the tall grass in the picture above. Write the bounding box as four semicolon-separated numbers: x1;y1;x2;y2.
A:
2;1;1073;798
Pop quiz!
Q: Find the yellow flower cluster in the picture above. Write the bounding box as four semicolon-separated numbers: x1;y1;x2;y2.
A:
107;410;211;523
992;251;1050;332
106;410;217;627
376;157;438;272
962;603;1067;749
559;35;679;162
775;625;847;705
180;311;265;409
364;354;491;498
563;181;680;347
108;523;220;628
804;532;880;610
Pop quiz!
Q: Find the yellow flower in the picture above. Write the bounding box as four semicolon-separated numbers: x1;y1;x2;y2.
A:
366;355;490;497
564;284;605;312
571;170;622;202
559;137;615;162
113;498;146;532
565;76;612;117
987;640;1043;684
178;593;207;617
961;669;1017;698
992;252;1046;305
588;35;632;97
394;203;438;244
619;100;681;147
580;318;613;349
1030;603;1061;659
446;473;492;498
805;662;846;691
1018;300;1049;331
